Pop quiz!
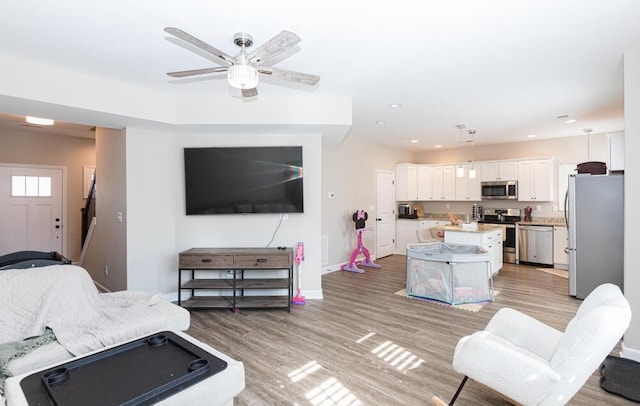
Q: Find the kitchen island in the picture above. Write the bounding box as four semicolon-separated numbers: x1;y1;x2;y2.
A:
442;224;503;275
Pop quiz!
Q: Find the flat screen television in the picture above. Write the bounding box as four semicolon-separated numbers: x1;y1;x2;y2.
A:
184;146;303;215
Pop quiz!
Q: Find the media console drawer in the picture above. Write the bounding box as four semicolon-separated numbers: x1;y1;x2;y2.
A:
235;254;290;268
179;253;234;269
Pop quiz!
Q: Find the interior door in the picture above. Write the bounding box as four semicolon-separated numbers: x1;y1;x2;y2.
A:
375;170;395;258
0;165;63;255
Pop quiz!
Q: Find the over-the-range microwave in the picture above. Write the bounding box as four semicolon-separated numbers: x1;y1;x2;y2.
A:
481;180;518;200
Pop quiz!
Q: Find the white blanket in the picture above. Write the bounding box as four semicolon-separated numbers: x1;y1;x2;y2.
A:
0;265;167;356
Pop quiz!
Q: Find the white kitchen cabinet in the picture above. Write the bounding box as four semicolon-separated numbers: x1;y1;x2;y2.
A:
395;163;418;201
431;165;457;200
455;163;482;201
608;132;624;172
444;228;503;275
553;225;569;269
395;219;420;254
518;159;554;201
481;161;518;181
416;165;433;200
419;220;450;229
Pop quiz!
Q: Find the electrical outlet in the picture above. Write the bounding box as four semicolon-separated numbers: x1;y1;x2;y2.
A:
445;204;451;209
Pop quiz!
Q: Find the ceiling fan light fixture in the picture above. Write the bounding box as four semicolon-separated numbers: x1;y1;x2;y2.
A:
227;65;259;89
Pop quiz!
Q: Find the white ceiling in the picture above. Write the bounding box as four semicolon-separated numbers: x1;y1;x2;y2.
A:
1;0;639;150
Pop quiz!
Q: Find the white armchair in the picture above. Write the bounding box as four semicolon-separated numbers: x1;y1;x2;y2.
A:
432;283;631;405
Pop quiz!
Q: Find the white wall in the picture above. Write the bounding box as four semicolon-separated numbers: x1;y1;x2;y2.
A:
121;129;324;298
321;135;414;267
125;127;177;293
622;48;640;360
83;128;127;291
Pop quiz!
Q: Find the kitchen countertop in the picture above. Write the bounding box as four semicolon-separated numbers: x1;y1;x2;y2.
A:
398;213;566;226
441;224;501;234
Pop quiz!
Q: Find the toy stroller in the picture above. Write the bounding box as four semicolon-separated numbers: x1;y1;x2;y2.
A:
341;210;381;273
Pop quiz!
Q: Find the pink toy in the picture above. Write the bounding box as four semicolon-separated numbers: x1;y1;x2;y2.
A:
292;242;306;305
341;210;381;273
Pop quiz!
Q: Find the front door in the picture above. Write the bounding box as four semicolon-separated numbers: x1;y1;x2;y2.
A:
375;170;395;258
0;165;64;255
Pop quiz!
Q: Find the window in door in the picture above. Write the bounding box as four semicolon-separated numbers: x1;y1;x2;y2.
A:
11;175;52;197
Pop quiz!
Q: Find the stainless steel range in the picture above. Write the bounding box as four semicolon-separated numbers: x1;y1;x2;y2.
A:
479;208;521;264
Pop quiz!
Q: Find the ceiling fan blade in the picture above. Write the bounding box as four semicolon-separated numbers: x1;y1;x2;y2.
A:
164;27;237;66
241;88;258;98
247;31;301;66
259;66;320;86
166;67;229;78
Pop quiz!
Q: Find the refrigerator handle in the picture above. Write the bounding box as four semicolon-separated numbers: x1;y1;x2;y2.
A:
564;189;569;229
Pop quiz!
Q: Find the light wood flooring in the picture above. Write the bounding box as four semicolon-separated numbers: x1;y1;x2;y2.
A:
186;256;634;405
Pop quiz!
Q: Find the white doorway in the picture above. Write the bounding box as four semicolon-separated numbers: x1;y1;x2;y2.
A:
375;170;395;258
0;164;65;256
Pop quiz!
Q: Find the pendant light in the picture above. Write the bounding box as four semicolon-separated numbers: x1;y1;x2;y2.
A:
468;129;477;179
456;124;465;177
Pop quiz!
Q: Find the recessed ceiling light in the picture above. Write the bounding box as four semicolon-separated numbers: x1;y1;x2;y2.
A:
376;121;385;125
389;104;402;108
435;145;442;148
528;134;537;138
565;119;577;123
26;116;54;126
410;139;418;143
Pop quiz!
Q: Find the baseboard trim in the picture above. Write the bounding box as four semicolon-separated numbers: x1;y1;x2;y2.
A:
621;343;640;362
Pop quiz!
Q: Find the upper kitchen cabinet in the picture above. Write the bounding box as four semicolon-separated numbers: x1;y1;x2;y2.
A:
481;161;518;181
416;165;433;200
608;132;624;172
396;163;418;201
518;159;554;201
432;165;457;200
455;163;482;201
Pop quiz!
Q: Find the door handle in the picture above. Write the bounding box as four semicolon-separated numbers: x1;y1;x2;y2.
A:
55;225;60;229
376;218;382;221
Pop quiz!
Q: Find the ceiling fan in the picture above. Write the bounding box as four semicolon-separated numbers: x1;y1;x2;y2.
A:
164;27;320;97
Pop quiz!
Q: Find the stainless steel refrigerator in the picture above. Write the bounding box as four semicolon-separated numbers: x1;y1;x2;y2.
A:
565;173;624;299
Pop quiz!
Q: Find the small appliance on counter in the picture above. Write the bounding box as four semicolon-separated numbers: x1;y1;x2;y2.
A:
398;203;418;219
523;206;533;222
412;204;424;218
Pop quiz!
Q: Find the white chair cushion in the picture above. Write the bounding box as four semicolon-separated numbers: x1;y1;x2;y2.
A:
485;308;563;361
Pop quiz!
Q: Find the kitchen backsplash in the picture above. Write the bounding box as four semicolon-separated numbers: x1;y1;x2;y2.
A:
421;212;565;226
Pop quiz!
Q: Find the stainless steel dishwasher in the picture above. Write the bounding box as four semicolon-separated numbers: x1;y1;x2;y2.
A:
518;225;554;266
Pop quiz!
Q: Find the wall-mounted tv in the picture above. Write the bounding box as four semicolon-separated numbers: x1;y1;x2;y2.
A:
184;146;303;215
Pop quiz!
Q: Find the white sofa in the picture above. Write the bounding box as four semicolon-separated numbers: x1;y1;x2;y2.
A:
0;264;245;405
